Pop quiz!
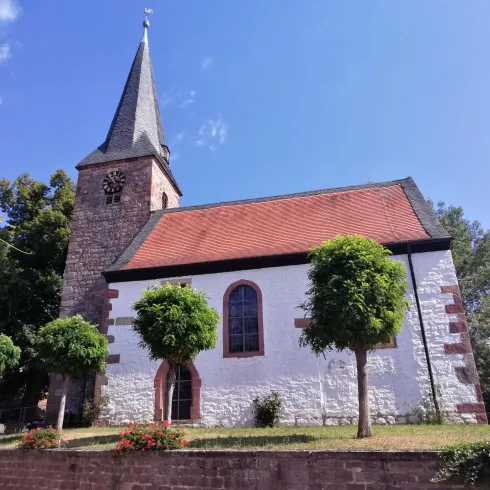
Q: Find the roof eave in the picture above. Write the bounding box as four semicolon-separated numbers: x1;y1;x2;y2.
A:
102;236;451;284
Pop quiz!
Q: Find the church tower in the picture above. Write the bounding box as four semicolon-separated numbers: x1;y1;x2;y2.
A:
46;17;181;419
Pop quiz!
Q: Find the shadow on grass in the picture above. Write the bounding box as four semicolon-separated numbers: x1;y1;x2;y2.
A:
66;434;120;449
0;434;21;447
190;434;317;449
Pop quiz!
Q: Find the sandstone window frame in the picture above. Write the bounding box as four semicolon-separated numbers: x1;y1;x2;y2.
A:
223;280;264;359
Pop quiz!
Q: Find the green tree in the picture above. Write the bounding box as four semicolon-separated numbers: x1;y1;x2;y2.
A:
299;236;409;438
431;201;490;415
37;316;108;431
0;335;21;375
132;284;219;423
0;170;74;409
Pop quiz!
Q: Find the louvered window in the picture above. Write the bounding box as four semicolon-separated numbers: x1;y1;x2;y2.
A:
105;193;121;205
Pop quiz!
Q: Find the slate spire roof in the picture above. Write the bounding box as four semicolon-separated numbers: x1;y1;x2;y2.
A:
77;21;172;172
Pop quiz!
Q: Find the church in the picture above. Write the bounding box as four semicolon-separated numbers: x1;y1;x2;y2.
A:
46;20;487;427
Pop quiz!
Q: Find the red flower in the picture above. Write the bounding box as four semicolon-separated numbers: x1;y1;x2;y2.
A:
163;421;169;427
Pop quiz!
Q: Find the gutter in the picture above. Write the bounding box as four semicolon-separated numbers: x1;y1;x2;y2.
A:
407;244;441;416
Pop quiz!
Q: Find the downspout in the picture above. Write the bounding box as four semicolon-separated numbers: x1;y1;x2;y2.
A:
407;244;440;415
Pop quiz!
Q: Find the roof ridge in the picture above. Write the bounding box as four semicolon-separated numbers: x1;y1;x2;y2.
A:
155;177;413;216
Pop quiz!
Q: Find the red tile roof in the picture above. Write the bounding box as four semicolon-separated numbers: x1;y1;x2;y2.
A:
121;180;433;272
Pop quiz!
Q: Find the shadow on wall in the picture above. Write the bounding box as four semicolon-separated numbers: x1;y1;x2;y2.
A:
190;434;317;449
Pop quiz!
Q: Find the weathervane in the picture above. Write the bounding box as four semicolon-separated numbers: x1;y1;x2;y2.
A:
142;8;153;42
144;8;153;27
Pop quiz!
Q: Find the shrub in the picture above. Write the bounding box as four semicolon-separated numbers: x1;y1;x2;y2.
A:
432;442;490;487
81;396;109;426
252;391;282;428
114;422;190;452
18;427;68;449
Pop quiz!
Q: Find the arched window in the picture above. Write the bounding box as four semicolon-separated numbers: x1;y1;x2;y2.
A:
162;192;168;209
223;280;264;358
167;364;191;420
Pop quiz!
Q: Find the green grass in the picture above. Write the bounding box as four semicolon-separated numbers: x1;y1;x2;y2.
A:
1;424;490;451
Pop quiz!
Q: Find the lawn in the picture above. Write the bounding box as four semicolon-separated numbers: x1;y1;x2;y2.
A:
1;424;490;451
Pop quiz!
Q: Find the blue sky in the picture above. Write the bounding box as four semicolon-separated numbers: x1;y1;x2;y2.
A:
1;1;489;227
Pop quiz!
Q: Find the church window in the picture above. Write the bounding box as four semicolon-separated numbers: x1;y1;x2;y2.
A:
223;280;264;358
167;364;192;420
162;192;168;209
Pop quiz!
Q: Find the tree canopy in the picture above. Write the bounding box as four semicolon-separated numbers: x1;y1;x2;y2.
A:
132;284;219;363
300;235;409;437
0;335;21;375
300;236;408;353
0;170;75;406
37;316;108;380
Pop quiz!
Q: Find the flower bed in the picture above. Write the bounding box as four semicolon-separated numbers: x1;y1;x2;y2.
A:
18;428;68;450
115;422;189;452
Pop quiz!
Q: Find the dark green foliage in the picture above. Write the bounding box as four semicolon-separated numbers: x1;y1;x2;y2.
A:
0;170;75;404
431;201;490;417
37;316;108;380
132;284;219;363
300;236;409;353
0;335;21;375
252;392;282;428
81;396;109;427
433;442;490;487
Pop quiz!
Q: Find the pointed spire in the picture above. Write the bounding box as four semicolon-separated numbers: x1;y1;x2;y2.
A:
77;11;170;169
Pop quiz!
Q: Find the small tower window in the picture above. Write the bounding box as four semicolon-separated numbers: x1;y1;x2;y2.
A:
162;192;168;209
105;193;121;205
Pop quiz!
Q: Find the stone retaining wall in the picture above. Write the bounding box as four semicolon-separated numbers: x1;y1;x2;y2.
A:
0;449;468;489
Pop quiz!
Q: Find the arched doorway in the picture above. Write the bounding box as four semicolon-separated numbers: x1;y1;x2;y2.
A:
154;361;201;421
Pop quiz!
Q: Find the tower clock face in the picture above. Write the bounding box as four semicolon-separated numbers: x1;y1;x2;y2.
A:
102;171;126;194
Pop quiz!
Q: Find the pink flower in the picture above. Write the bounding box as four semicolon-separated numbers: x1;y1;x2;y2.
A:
40;445;45;449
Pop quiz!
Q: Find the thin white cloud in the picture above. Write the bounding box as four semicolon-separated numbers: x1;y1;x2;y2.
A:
202;57;214;70
161;93;175;108
0;0;20;23
180;90;196;109
175;131;185;143
196;115;229;152
0;43;11;64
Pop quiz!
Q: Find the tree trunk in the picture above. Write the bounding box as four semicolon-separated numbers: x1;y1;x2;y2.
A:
56;376;69;433
164;363;176;424
355;347;372;438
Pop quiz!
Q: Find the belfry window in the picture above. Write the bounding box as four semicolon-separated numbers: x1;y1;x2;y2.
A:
105;193;121;205
162;192;168;209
